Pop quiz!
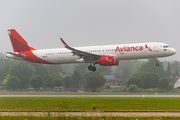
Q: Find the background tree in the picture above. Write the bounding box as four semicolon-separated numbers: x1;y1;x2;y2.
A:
51;77;64;87
142;72;160;89
1;74;9;86
0;60;14;82
159;77;169;90
71;69;81;88
81;72;95;88
105;84;110;89
43;74;53;88
174;69;179;76
170;61;180;75
122;67;130;79
63;76;71;88
166;62;171;76
9;61;35;89
115;60;144;76
139;59;165;77
75;63;88;75
29;75;43;89
127;76;142;88
31;63;48;77
168;82;174;92
0;53;7;70
96;66;112;75
46;65;62;74
86;73;106;92
128;84;138;92
114;72;121;79
43;72;61;88
130;72;160;89
6;76;20;91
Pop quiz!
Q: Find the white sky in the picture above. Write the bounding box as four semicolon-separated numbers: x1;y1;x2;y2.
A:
0;0;179;61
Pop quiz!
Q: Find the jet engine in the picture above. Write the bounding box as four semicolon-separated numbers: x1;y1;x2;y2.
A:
98;56;118;66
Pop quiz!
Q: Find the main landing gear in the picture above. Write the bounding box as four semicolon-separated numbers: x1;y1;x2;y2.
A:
88;64;96;72
155;58;159;67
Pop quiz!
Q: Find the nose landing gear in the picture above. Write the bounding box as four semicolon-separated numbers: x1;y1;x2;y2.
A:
156;63;159;67
155;58;159;67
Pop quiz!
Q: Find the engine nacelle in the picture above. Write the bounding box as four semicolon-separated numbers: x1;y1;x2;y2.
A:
98;56;118;66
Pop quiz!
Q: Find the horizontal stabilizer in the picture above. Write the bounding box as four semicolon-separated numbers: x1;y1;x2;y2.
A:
6;52;26;58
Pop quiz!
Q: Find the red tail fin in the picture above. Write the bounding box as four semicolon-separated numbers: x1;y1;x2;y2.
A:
8;29;36;52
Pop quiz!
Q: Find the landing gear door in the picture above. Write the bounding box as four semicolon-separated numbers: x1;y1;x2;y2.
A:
154;44;159;52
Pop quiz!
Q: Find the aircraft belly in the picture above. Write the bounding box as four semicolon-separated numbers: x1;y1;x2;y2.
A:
37;54;78;64
117;51;154;60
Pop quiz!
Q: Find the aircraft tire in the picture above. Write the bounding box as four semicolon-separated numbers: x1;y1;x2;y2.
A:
92;67;96;72
156;63;159;67
88;65;93;71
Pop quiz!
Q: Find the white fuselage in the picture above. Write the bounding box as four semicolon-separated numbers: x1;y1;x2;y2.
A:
31;42;176;64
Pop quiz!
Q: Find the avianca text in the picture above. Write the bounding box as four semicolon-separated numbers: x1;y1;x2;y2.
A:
115;44;152;52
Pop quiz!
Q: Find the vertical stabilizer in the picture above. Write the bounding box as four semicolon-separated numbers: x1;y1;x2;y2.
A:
8;29;36;52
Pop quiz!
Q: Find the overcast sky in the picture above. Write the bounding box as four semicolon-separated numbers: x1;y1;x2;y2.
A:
0;0;179;61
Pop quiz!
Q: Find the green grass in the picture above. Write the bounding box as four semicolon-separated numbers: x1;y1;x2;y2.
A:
0;92;179;94
0;97;180;112
0;116;179;120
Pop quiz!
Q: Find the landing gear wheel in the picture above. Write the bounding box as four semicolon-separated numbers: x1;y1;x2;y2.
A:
156;63;159;67
92;67;96;72
88;65;93;70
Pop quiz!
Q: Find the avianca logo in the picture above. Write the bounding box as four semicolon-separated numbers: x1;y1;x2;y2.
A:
145;44;153;52
115;44;153;52
106;57;112;63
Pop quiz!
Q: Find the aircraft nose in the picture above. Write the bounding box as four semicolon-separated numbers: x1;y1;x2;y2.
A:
171;48;176;55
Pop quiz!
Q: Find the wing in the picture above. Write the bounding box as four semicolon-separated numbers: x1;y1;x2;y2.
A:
60;38;104;62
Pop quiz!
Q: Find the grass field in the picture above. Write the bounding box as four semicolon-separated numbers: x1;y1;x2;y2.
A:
0;116;179;120
0;92;180;94
0;97;180;112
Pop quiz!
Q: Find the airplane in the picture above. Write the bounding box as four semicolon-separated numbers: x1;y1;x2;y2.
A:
6;29;176;72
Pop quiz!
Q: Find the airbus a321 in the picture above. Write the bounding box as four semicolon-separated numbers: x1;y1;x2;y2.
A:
6;29;176;71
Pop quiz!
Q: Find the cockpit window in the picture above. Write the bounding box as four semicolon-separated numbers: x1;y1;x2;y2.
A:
163;45;171;48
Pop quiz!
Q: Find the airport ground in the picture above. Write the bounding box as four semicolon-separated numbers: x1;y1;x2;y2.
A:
0;93;180;119
0;116;180;120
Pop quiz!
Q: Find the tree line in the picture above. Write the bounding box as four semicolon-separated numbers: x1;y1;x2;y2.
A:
0;57;106;91
0;52;179;92
120;59;178;92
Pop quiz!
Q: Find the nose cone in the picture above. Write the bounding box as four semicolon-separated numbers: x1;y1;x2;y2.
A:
171;48;176;55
